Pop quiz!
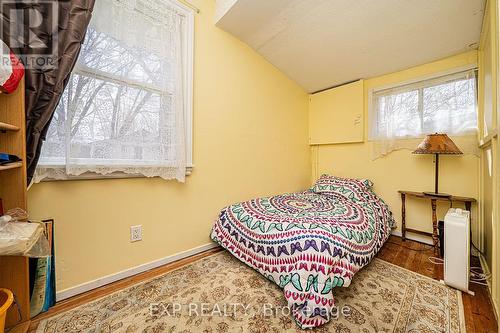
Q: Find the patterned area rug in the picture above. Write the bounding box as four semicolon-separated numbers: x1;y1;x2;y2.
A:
36;251;465;333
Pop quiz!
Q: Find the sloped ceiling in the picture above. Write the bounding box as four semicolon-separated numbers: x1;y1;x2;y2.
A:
215;0;485;93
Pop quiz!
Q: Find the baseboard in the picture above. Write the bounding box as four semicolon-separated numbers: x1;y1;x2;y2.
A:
391;229;434;245
53;231;442;301
56;242;219;302
478;253;499;323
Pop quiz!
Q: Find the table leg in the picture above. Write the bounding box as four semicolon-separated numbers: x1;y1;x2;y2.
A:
431;199;439;256
401;193;406;241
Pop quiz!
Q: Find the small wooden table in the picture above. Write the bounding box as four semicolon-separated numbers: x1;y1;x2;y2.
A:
398;190;476;256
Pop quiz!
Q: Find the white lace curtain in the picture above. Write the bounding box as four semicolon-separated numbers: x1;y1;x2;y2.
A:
369;69;479;159
34;0;187;182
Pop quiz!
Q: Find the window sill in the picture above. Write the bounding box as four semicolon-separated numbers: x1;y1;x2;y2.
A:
35;166;193;182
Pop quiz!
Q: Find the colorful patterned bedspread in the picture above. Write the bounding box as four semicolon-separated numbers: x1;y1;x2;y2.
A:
210;189;395;329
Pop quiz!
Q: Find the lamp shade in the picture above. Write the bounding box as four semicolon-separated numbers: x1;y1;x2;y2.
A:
412;133;463;155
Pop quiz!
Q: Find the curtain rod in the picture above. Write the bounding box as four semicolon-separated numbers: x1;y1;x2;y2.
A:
178;0;200;13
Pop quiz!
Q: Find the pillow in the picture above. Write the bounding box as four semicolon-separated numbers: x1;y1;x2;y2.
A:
311;174;374;202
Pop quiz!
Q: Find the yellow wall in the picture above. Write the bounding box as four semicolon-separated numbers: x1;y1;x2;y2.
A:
309;80;364;145
27;0;311;292
478;0;500;319
482;146;494;270
496;0;500;322
310;51;480;241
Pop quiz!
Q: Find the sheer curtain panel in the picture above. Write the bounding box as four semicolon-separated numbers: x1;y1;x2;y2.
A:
35;0;191;182
368;70;479;159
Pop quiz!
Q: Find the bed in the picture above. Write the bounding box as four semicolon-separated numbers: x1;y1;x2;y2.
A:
210;175;395;329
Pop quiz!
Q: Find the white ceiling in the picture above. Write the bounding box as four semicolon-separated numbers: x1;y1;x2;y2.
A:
215;0;485;93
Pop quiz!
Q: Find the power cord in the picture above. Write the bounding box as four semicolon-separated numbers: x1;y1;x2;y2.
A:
471;240;485;256
470;264;491;286
428;256;443;265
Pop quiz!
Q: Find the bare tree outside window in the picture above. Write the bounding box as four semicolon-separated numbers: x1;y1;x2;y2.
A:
42;27;173;165
35;0;193;182
371;71;477;141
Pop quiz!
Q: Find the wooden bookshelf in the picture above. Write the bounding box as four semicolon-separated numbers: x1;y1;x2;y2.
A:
0;79;30;332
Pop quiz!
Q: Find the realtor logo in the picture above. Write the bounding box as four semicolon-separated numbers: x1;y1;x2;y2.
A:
0;0;58;68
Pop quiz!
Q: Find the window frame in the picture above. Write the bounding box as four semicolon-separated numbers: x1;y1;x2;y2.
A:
367;64;478;141
37;0;194;181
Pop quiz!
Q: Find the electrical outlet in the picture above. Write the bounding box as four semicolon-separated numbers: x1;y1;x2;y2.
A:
130;225;142;242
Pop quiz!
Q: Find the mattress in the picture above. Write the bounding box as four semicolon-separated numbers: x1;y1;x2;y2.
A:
210;189;394;329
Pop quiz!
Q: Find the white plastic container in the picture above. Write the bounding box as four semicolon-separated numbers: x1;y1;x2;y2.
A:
444;208;470;292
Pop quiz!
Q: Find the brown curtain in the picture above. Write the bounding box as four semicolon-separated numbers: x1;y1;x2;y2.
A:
1;0;95;184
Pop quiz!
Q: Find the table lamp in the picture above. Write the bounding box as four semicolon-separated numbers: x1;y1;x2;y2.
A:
413;133;462;197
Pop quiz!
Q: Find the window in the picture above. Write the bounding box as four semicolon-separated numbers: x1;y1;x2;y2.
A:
369;69;478;141
35;0;193;183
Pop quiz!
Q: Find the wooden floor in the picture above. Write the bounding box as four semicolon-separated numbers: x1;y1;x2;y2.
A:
27;248;223;332
377;236;498;333
28;236;497;332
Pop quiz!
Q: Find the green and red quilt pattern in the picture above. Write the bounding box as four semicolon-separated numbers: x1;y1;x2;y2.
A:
210;187;394;329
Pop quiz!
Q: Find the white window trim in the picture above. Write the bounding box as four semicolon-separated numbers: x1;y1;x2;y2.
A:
73;64;168;95
37;0;195;182
367;64;478;141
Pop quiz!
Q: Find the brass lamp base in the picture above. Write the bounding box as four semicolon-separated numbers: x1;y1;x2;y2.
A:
423;191;451;198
